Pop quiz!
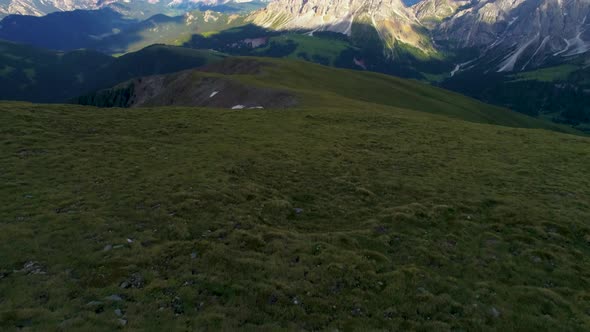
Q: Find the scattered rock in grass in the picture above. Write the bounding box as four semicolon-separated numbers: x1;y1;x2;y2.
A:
120;273;145;289
294;208;304;215
118;318;128;326
268;294;278;305
103;244;113;252
105;294;123;302
292;296;300;305
86;301;105;313
374;226;388;234
86;301;103;307
182;280;196;286
351;307;363;316
532;256;542;263
172;297;184;315
114;309;123;317
126;238;134;244
191;252;198;259
490;307;501;318
383;310;396;319
16;261;46;275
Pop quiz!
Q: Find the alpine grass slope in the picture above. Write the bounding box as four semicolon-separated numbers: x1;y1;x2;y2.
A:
1;58;589;331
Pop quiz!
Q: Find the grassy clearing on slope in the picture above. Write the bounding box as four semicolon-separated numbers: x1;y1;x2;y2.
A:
254;34;352;66
1;101;589;331
511;65;579;82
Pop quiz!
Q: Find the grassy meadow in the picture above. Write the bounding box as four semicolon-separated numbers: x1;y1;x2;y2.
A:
1;58;589;331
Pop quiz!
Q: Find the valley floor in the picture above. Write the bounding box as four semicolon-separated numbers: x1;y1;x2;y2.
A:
1;102;589;330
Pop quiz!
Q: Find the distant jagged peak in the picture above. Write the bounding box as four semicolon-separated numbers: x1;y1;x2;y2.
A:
249;0;436;55
0;0;260;18
432;0;590;71
412;0;471;23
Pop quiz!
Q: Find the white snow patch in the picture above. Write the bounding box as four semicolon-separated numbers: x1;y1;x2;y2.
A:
209;91;219;98
231;105;245;110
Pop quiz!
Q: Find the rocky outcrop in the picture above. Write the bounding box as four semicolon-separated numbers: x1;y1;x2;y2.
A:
249;0;435;54
432;0;590;71
412;0;469;23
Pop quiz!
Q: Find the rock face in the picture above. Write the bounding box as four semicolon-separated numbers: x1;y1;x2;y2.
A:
427;0;590;71
2;0;589;72
249;0;434;54
412;0;469;23
251;0;590;69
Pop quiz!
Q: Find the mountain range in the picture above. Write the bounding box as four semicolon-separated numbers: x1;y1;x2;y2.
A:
249;0;590;73
249;0;434;55
430;0;590;73
0;0;267;18
3;0;589;73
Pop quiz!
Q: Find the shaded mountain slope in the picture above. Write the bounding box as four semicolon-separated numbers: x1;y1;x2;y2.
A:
0;8;136;51
0;8;245;53
0;40;226;102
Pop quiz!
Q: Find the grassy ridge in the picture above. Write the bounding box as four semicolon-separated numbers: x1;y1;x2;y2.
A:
208;58;577;132
79;57;574;133
511;65;579;83
1;95;589;330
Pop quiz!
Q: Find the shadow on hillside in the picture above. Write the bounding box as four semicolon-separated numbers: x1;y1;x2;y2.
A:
178;23;458;80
